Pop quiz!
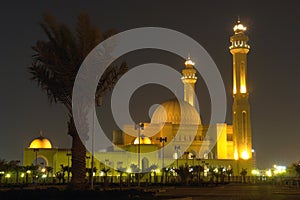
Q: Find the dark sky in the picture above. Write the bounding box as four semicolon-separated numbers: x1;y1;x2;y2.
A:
0;1;299;169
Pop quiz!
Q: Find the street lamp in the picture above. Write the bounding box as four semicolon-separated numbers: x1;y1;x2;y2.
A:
174;145;180;169
157;137;167;184
135;122;144;188
158;137;167;169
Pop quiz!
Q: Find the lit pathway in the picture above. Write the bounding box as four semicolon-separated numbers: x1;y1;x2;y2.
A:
155;184;300;200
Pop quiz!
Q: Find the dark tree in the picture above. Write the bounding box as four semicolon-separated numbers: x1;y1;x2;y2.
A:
293;162;300;178
30;13;127;189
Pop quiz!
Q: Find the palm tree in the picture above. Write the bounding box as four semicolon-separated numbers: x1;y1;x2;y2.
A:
0;159;7;184
226;167;233;182
293;162;300;178
175;165;192;185
30;13;127;189
8;160;21;184
240;168;247;183
193;165;204;183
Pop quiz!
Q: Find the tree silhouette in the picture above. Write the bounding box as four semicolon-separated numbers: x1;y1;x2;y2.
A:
240;168;247;183
293;162;300;178
30;13;127;189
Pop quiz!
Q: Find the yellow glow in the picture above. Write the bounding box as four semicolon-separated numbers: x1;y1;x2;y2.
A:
251;169;259;176
29;137;52;149
234;150;239;160
273;165;286;175
233;86;237;94
5;173;11;178
185;57;195;66
266;169;272;177
241;150;249;160
133;136;152;145
41;168;46;173
21;173;25;178
126;168;132;173
234;23;247;32
26;170;31;174
240;85;247;93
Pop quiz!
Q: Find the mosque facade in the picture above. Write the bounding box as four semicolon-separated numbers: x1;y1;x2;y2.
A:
24;20;254;181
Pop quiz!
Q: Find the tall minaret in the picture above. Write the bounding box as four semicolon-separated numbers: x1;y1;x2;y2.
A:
229;19;253;160
181;57;197;107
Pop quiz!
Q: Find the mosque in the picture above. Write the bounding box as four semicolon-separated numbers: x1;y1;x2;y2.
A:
24;20;254;180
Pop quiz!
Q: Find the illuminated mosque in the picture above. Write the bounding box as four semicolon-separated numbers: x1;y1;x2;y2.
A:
24;20;254;179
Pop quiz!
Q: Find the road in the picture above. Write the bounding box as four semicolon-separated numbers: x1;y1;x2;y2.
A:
155;184;300;200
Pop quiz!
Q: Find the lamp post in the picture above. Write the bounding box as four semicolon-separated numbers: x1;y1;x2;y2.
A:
174;145;180;169
157;137;167;184
135;122;144;188
66;152;72;183
91;105;96;190
158;137;167;169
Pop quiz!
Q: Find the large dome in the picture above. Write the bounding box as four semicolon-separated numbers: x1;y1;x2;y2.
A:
29;136;52;149
151;99;201;125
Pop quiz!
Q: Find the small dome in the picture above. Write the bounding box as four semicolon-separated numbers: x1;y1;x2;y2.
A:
151;99;201;125
29;136;52;149
133;135;152;145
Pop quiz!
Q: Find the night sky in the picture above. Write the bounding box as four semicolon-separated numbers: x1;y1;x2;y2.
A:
0;1;299;169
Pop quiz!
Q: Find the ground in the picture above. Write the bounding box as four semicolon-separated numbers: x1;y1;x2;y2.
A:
0;184;300;200
156;184;300;200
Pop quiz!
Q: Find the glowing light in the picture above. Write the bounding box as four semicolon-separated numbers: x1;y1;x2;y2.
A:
233;86;237;94
133;136;152;145
42;174;47;178
26;170;31;174
29;137;52;149
234;23;247;32
5;173;11;178
0;171;4;175
100;171;104;176
234;150;239;160
213;168;218;173
185;57;195;66
126;168;132;173
21;173;25;178
273;165;286;175
251;169;259;176
266;169;272;177
240;85;247;93
41;168;46;173
241;150;249;160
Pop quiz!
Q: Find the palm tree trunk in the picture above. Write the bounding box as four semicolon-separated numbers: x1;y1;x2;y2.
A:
70;133;86;188
68;117;87;189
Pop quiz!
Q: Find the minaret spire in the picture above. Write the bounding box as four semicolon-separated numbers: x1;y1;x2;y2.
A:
181;56;197;106
230;20;252;161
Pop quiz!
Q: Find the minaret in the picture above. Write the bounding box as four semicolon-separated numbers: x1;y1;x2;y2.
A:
181;57;197;107
229;19;252;160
